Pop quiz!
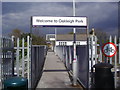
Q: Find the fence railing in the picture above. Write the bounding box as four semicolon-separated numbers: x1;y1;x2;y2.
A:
13;36;30;77
11;36;47;88
55;34;120;89
0;36;14;89
0;35;47;89
31;45;47;89
55;45;89;87
12;36;31;87
89;35;120;88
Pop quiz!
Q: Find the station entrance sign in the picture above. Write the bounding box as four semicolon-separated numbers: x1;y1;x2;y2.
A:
31;16;88;87
102;42;117;57
32;16;87;27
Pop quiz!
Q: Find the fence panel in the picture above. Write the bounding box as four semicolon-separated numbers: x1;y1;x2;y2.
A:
2;37;14;79
0;36;48;89
31;45;47;89
55;34;120;89
0;36;14;89
13;36;31;88
76;45;89;88
89;35;120;89
56;45;89;88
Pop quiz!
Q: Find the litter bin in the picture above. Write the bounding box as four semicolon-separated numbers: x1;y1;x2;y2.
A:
93;63;114;89
4;77;28;90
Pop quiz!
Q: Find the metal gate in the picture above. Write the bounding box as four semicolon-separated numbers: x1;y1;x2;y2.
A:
0;36;14;88
89;34;120;89
55;33;120;89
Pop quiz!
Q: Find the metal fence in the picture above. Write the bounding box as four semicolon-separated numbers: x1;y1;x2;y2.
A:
55;34;120;89
56;46;73;70
55;45;89;88
89;35;120;88
13;36;30;77
0;36;14;88
0;35;47;89
11;36;32;88
11;36;47;89
31;45;47;89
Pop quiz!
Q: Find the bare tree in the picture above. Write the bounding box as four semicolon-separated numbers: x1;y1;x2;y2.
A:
10;29;22;38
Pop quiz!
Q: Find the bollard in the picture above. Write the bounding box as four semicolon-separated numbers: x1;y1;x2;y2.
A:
4;77;28;90
93;63;114;89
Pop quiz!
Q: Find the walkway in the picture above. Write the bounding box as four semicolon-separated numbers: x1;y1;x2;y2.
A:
36;51;83;89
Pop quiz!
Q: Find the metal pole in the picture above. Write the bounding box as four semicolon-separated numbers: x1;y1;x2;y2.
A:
114;36;117;88
91;35;94;86
72;0;77;86
119;38;120;64
55;28;57;54
109;35;112;64
87;36;90;88
22;38;25;77
0;36;2;82
62;45;64;61
11;36;14;76
86;17;90;89
65;46;68;68
27;36;30;88
16;38;19;76
69;46;72;64
29;16;32;88
99;49;102;62
46;34;48;41
95;36;97;64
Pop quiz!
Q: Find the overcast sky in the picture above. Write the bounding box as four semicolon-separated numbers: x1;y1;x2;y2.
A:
2;2;119;36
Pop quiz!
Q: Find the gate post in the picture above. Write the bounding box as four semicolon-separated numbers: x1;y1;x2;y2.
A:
72;0;78;86
11;36;15;76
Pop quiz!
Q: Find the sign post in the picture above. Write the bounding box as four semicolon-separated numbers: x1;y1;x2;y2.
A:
72;0;77;86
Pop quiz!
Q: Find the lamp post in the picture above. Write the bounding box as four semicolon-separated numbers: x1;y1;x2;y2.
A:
72;0;78;86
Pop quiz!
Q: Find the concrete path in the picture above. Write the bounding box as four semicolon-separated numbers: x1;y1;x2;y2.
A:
36;51;83;89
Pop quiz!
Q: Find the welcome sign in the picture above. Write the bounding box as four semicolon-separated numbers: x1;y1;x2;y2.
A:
32;16;87;27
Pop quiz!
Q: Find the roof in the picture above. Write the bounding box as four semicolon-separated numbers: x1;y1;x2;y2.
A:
56;34;87;41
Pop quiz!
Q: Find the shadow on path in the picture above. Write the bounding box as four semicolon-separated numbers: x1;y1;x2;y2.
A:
44;69;70;72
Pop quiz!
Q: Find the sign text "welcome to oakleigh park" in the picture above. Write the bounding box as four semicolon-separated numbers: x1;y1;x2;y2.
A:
32;16;87;27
